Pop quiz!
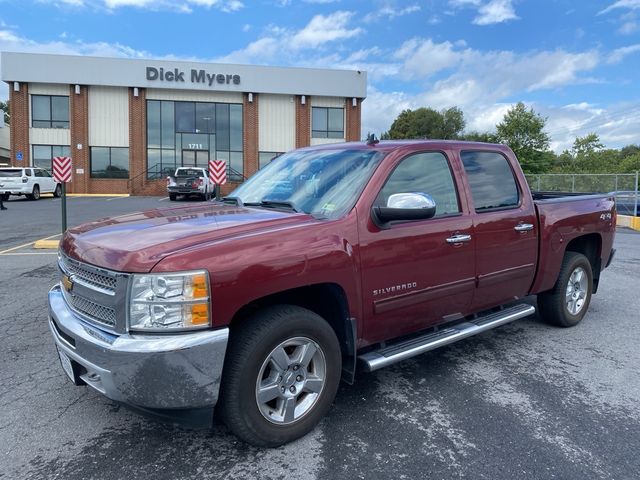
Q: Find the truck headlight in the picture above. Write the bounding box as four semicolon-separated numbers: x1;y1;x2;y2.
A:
128;271;210;331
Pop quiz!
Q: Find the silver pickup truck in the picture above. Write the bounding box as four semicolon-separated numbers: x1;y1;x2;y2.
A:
166;167;214;201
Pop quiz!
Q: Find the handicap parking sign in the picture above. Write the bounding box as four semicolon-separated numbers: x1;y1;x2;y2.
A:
16;151;23;162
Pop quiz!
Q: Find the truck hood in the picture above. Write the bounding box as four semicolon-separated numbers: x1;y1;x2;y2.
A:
61;203;315;272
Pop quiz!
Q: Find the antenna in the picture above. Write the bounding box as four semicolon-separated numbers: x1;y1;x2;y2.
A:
366;133;379;146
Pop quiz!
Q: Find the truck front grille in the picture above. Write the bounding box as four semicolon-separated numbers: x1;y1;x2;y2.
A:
64;291;117;327
58;253;128;332
59;255;117;293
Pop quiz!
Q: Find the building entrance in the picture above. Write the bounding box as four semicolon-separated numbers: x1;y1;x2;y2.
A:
182;150;209;168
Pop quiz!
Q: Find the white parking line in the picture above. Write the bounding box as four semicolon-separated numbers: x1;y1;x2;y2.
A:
106;196;128;201
159;197;170;201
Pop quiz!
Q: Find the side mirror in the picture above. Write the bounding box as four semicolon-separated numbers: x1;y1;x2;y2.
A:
373;192;437;225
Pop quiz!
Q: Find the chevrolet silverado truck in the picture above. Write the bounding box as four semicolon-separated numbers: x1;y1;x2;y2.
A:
48;140;616;447
166;167;213;201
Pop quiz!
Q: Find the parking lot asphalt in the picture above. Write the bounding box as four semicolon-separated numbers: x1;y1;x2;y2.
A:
1;197;639;479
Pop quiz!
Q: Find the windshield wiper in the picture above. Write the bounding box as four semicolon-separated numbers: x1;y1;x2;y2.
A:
260;199;301;213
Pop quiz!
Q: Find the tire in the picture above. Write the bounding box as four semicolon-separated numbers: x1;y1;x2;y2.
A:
169;193;177;201
27;185;40;201
538;252;593;328
53;184;62;198
218;305;342;447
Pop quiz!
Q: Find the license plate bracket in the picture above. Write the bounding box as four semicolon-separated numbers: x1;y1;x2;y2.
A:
56;347;81;385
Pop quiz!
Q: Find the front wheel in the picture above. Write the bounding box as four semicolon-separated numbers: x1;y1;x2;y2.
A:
218;305;341;447
538;252;593;327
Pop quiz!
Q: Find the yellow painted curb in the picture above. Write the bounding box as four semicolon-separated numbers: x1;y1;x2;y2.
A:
618;215;640;231
33;239;60;249
66;194;130;197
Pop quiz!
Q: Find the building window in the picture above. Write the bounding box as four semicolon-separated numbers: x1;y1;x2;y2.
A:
312;107;344;139
91;147;129;179
259;151;283;169
32;95;69;129
146;100;243;180
32;145;71;171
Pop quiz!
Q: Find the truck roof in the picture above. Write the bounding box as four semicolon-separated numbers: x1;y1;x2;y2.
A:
298;139;509;154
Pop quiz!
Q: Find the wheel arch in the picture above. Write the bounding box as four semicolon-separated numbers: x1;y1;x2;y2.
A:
564;233;602;292
229;283;358;384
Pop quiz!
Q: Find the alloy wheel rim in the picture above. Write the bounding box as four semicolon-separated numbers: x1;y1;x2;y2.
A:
255;336;326;425
566;266;588;315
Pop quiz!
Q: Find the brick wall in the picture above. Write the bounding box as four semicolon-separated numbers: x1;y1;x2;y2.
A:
129;87;147;195
345;97;362;142
295;95;311;148
69;85;89;194
8;82;29;167
243;93;259;179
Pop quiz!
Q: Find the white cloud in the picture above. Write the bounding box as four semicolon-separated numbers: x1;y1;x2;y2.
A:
473;0;519;25
599;0;640;15
607;43;640;63
218;11;363;63
363;4;421;23
395;38;468;78
291;11;363;47
39;0;244;12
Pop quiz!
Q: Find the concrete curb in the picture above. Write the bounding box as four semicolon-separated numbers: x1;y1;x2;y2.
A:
66;194;130;197
33;239;60;249
618;215;640;231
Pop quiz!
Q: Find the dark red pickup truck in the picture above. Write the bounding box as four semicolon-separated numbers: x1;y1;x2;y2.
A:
49;140;616;446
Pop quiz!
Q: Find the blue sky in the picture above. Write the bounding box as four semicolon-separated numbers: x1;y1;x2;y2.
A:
0;0;639;151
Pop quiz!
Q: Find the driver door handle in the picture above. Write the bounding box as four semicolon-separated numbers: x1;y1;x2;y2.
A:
446;234;472;244
514;223;534;232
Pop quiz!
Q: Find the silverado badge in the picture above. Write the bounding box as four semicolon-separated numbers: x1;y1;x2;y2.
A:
62;274;74;292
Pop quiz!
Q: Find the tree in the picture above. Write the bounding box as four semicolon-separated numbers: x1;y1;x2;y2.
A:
0;100;9;125
496;102;552;174
385;107;465;140
572;133;604;158
460;131;499;143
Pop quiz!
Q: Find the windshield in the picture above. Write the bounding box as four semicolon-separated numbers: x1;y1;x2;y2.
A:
230;149;385;219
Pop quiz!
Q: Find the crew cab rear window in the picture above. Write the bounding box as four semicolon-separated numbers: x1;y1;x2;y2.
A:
176;169;205;177
0;169;22;177
376;152;460;217
461;151;519;212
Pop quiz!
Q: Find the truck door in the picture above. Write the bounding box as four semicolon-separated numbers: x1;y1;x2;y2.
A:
359;150;476;345
459;150;538;311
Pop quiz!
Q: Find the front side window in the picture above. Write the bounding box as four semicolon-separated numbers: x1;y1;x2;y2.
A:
32;145;71;171
91;147;129;178
461;151;519;211
32;95;69;129
312;107;344;139
376;152;460;217
231;149;384;219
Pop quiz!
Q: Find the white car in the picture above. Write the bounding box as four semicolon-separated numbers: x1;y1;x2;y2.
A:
0;167;62;201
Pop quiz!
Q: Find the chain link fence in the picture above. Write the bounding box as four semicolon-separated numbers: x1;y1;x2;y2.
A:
525;173;639;216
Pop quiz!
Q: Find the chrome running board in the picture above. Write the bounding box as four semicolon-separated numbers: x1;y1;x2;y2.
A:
358;303;536;372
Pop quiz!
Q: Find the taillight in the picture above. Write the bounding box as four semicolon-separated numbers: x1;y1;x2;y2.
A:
198;179;204;186
166;176;171;186
22;177;28;183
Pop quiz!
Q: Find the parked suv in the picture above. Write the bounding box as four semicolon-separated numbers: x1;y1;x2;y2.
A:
0;167;61;201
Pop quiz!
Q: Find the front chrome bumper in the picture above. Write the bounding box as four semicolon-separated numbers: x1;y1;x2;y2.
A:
48;284;229;410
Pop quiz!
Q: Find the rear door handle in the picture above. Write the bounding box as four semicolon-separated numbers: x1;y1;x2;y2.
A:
446;234;472;244
514;223;534;232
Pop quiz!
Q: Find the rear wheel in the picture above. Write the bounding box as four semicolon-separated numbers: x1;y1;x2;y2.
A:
218;305;341;447
27;185;40;201
53;184;62;198
538;252;593;327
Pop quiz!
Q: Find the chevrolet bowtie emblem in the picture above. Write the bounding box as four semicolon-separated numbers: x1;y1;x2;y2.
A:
62;274;74;292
